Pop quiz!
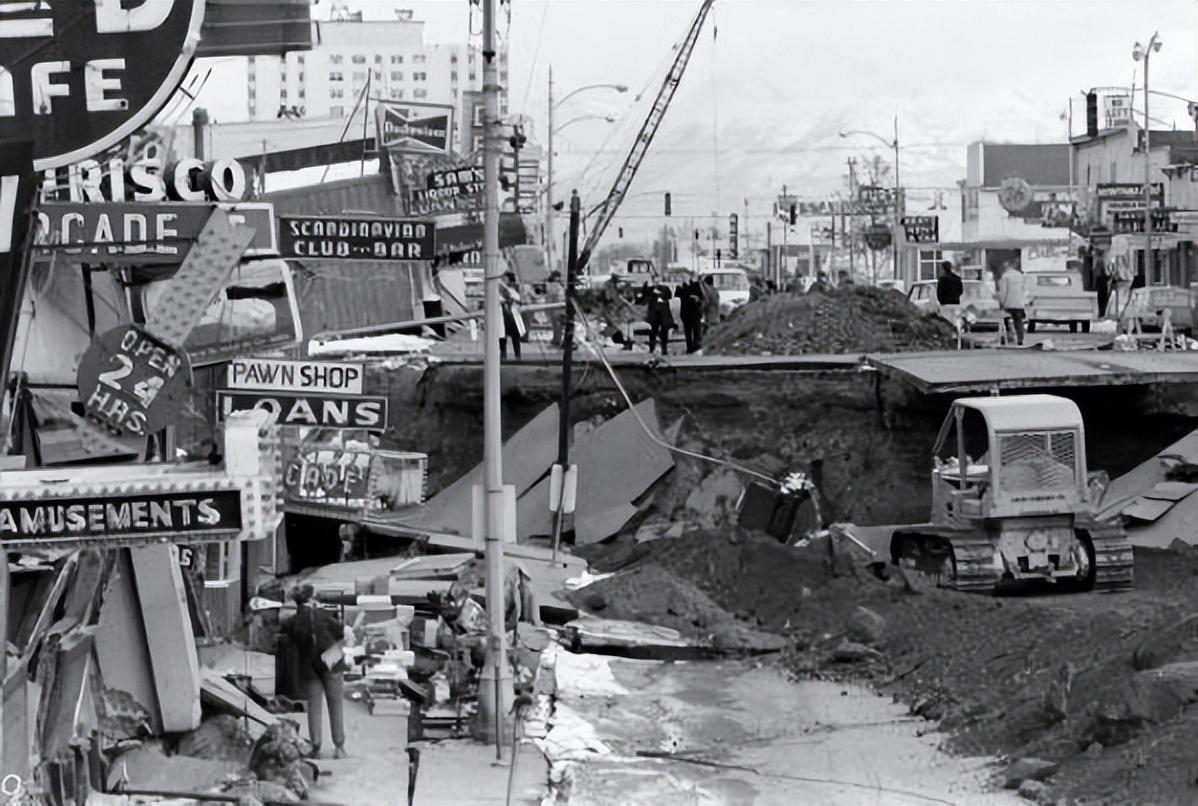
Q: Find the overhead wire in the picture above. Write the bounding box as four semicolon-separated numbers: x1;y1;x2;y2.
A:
517;1;550;113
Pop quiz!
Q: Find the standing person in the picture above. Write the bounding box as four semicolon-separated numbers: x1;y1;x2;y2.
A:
701;275;721;337
679;278;704;353
544;270;565;347
995;261;1027;345
1095;268;1111;318
749;276;764;302
280;585;347;759
498;271;524;361
647;285;675;355
936;261;963;306
837;270;855;289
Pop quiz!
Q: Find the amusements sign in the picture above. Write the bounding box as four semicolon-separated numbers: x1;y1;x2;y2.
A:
0;0;206;171
76;325;192;436
0;490;242;544
217;391;388;431
901;216;939;243
278;215;435;260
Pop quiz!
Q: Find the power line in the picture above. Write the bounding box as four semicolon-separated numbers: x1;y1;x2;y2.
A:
517;1;550;112
554;142;973;155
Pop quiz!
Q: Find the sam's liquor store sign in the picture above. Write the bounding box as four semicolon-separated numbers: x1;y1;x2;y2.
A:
0;490;242;545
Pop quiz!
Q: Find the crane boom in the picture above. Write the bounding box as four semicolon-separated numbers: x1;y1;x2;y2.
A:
576;0;715;273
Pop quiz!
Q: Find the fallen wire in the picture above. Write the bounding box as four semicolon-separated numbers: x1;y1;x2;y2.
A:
634;751;958;805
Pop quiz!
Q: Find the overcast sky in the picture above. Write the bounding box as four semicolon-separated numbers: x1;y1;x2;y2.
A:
374;0;1196;238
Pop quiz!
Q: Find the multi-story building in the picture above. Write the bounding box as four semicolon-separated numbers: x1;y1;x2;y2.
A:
206;5;508;152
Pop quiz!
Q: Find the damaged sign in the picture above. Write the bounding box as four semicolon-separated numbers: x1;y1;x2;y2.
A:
0;490;243;544
217;390;388;430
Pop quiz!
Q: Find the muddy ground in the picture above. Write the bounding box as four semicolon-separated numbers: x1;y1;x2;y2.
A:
576;529;1198;805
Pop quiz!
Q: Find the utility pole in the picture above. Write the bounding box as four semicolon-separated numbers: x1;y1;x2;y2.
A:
891;115;902;286
478;0;512;755
766;220;772;285
743;197;749;265
546;67;556;271
552;190;580;559
847;158;857;277
1139;34;1161;282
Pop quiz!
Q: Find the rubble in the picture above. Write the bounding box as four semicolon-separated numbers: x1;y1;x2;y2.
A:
704;287;957;355
1004;757;1060;788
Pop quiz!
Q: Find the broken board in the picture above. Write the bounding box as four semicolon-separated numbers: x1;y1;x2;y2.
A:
131;544;201;732
96;550;163;734
199;670;280;737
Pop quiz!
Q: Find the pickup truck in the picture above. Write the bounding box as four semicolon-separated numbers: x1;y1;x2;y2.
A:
1024;270;1097;333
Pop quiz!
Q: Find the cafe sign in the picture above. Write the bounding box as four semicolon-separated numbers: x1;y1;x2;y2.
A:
0;0;207;171
278;215;435;260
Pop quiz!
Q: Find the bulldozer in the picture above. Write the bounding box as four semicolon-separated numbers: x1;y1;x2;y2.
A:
889;394;1133;594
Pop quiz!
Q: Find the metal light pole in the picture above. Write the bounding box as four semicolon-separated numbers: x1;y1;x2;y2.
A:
840;122;902;284
552;190;581;560
479;0;512;756
545;75;627;273
1134;33;1162;281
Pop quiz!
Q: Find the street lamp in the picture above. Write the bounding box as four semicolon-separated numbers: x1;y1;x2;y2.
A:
555;114;617;133
1133;33;1162;281
840;117;902;284
547;67;628;272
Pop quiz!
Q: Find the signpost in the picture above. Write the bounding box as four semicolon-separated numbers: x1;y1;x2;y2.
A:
901;216;939;244
278;215;435;260
36;202;277;262
0;0;207;172
216;391;388;431
76;325;192;437
375;102;455;156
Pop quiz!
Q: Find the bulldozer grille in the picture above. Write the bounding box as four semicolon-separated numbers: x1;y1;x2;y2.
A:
998;430;1078;492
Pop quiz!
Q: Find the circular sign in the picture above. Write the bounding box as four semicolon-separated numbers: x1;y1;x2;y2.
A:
997;177;1034;214
864;223;893;251
76;325;192;437
0;0;205;171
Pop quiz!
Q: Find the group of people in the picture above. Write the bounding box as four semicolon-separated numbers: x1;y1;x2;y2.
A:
638;275;722;355
935;259;1027;345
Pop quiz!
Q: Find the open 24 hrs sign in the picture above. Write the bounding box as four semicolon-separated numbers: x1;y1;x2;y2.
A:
76;325;192;436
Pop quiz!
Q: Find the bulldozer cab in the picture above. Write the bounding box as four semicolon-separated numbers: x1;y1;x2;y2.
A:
931;394;1089;524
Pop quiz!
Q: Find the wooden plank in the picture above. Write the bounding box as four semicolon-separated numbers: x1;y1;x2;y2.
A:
0;553;8;778
2;659;29;780
130;545;201;732
199;670;279;735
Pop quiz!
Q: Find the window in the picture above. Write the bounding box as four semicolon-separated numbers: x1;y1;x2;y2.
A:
375;54;383;63
500;71;507;82
331;88;344;98
390;88;405;99
469;73;476;82
297;54;304;63
298;88;305;98
298;71;304;82
413;54;426;64
451;71;458;81
391;55;404;64
373;69;382;81
352;54;366;64
330;105;345;117
414;88;428;99
918;249;943;281
391;71;404;81
330;54;344;65
329;71;343;81
248;87;255;99
450;55;458;64
352;71;366;81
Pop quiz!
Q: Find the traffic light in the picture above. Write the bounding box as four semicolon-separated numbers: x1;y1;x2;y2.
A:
1086;92;1098;138
789;204;797;225
664;192;672;216
618;227;624;238
693;229;700;241
716;248;722;264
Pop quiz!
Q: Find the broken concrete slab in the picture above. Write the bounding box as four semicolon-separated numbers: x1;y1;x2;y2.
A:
404;403;560;536
130;544;201;733
107;741;242;794
1003;758;1060;789
200;670;281;737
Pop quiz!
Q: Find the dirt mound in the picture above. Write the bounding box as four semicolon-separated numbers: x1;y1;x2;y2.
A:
705;286;957;355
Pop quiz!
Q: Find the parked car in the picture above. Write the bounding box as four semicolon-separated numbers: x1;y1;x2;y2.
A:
908;279;1003;330
1024;270;1097;333
699;267;751;317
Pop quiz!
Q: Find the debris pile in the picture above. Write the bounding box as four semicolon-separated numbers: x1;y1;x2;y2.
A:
705;287;957;355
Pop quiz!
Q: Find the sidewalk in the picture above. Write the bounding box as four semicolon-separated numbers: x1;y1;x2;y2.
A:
310;697;548;806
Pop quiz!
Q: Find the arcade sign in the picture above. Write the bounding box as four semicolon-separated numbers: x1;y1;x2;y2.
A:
0;0;207;171
278;215;435;261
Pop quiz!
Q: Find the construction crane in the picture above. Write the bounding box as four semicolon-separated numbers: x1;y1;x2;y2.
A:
576;0;716;274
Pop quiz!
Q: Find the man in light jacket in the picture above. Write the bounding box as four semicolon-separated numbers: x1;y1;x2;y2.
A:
995;261;1027;345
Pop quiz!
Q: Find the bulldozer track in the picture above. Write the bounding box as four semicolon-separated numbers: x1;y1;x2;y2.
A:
945;536;1004;593
1084;521;1135;592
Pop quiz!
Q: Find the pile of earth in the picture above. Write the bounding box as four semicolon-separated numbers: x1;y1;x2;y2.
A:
704;286;957;355
575;529;1198;804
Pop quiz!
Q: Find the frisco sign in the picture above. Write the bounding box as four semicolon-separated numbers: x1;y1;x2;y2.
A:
0;0;207;171
278;215;435;260
217;391;388;431
0;490;242;544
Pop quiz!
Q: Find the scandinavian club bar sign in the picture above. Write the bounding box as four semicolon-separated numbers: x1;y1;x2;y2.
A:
277;215;435;261
0;490;243;545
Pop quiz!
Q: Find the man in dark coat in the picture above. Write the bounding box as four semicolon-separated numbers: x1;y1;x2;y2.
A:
937;261;963;306
679;278;704;353
646;285;675;355
280;584;347;759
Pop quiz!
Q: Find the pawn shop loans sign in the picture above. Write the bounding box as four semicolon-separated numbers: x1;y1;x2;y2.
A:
0;0;206;171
